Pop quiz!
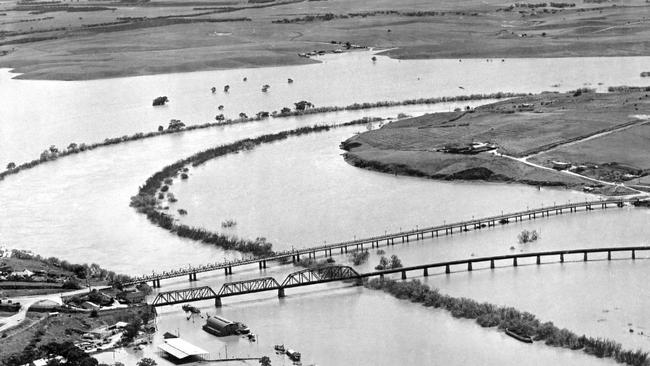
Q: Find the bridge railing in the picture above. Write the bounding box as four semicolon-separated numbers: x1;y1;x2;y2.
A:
150;246;649;306
127;198;635;284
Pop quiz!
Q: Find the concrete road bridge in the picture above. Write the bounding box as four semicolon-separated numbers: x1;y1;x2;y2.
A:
129;198;637;288
150;245;649;307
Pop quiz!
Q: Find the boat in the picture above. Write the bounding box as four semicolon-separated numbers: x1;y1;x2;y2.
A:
234;322;250;334
286;349;301;361
274;344;285;353
505;328;533;343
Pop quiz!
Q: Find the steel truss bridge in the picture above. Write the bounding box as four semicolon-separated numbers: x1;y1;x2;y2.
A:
150;246;649;307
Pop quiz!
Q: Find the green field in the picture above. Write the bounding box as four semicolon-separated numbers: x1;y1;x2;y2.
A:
342;89;650;194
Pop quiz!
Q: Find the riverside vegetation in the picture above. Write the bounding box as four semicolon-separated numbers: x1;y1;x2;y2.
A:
0;92;522;183
365;278;649;366
129;118;382;257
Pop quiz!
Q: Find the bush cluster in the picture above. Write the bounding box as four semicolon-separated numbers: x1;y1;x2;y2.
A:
366;278;649;365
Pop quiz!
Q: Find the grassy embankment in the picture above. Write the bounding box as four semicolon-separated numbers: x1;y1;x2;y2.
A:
0;250;130;298
129;118;381;257
366;278;649;366
1;92;519;182
342;88;650;195
1;0;650;80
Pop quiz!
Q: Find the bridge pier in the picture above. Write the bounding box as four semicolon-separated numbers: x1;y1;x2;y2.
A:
278;288;285;298
215;297;222;307
340;248;344;254
467;262;472;271
259;261;263;270
513;258;518;267
536;255;541;265
608;251;611;260
445;265;450;274
423;268;428;277
632;250;636;259
560;253;564;263
355;277;363;286
584;252;588;261
380;274;384;280
490;259;495;269
401;271;407;280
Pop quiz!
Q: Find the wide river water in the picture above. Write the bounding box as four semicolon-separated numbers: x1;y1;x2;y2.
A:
2;52;650;365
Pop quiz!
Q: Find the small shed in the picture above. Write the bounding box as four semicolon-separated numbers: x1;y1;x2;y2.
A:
158;338;209;361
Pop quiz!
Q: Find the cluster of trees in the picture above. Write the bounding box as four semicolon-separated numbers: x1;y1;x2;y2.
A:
272;9;475;23
295;257;336;270
152;96;168;106
130;119;379;257
349;250;369;265
375;255;402;270
167;119;185;130
518;229;539;243
4;341;99;366
1;91;519;184
365;278;649;366
9;250;130;284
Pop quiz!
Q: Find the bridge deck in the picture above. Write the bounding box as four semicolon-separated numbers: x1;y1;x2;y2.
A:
128;198;635;286
150;246;649;306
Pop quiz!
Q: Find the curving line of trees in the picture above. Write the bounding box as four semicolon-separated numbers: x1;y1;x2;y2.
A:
129;117;383;257
366;278;649;366
0;92;521;183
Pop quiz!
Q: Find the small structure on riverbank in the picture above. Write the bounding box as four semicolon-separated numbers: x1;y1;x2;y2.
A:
552;161;571;170
439;142;497;154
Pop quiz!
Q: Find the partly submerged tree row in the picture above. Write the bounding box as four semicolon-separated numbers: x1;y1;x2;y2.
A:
366;278;649;366
0;91;523;182
274;92;528;118
129;117;382;257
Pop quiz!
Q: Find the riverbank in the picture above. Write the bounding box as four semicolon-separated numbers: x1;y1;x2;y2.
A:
1;0;650;80
0;249;129;298
342;89;650;195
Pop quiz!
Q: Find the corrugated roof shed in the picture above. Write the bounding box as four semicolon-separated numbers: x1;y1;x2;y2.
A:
158;338;209;359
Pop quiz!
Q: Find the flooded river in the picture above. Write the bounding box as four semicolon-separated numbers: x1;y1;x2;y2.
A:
2;53;650;365
2;52;650;164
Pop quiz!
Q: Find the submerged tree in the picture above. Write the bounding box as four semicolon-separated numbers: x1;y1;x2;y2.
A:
294;100;314;111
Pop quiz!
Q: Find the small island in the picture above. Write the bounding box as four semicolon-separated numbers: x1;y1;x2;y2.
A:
342;88;650;195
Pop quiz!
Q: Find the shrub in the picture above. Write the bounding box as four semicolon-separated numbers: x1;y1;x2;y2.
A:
349;250;369;265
